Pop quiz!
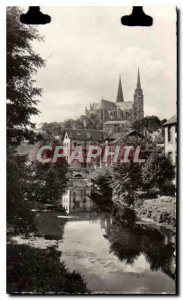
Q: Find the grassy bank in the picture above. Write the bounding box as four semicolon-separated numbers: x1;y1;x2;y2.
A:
136;196;176;229
7;244;88;294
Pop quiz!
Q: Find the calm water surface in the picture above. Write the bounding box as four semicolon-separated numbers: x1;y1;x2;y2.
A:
15;182;176;294
34;182;176;294
57;212;175;294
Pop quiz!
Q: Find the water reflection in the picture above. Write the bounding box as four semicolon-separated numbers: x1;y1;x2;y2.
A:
105;218;176;279
61;179;95;213
33;183;176;294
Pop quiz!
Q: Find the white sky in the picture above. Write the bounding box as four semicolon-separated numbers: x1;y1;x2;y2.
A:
29;6;176;125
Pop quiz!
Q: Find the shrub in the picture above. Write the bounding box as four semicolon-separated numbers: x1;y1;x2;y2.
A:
7;244;88;294
141;154;175;195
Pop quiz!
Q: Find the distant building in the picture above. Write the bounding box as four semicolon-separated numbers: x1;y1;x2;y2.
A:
163;115;177;165
85;69;144;127
103;129;146;166
62;129;102;168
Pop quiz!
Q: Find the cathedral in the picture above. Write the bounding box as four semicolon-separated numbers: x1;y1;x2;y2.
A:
85;69;144;127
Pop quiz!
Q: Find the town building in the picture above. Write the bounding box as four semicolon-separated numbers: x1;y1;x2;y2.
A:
85;69;144;128
62;128;102;169
163;115;177;165
103;129;146;166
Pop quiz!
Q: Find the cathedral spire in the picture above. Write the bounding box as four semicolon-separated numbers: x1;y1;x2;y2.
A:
116;76;124;102
137;68;141;89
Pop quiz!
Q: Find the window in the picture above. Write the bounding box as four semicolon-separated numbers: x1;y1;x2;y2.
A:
168;126;171;142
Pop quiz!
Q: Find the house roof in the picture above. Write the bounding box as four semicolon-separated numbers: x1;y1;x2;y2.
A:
104;131;122;141
63;129;102;141
111;130;145;144
163;115;177;126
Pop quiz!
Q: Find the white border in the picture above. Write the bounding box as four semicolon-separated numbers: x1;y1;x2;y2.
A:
0;1;182;299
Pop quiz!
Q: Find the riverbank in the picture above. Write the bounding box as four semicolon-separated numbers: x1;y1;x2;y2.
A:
136;196;176;231
7;243;88;294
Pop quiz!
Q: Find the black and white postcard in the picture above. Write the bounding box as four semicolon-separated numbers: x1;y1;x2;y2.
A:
6;6;177;295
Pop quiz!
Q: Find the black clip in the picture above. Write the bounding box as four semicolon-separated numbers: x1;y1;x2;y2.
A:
121;7;153;27
20;6;51;25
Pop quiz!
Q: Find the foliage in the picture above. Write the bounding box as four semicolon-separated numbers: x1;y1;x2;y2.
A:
40;122;64;143
132;115;161;134
29;159;68;204
141;154;175;194
80;113;103;130
161;182;176;196
90;167;113;205
112;206;137;224
112;162;142;207
7;7;45;147
7;244;88;294
107;218;175;277
137;196;176;227
7;153;36;235
7;7;45;235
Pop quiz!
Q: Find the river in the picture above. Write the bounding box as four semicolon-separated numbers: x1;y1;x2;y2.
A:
13;180;176;294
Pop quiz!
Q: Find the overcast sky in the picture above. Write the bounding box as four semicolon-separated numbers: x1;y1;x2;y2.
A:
29;6;176;126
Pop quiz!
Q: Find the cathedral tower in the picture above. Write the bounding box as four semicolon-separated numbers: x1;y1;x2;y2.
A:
133;69;144;120
116;76;124;102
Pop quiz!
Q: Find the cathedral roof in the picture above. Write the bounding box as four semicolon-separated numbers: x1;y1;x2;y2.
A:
116;101;133;111
91;99;133;111
99;99;117;110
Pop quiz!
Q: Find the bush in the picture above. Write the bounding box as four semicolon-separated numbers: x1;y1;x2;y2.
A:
90;167;113;205
141;154;175;195
7;244;88;294
112;162;142;207
113;206;137;224
161;182;176;196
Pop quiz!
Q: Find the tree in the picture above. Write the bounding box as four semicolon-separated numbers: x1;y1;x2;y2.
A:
7;153;36;235
81;113;103;130
112;162;142;207
62;118;76;129
90;167;113;206
62;114;103;130
141;154;175;195
7;244;88;293
7;7;45;234
132;116;161;134
40;122;64;143
7;7;45;147
30;158;68;205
